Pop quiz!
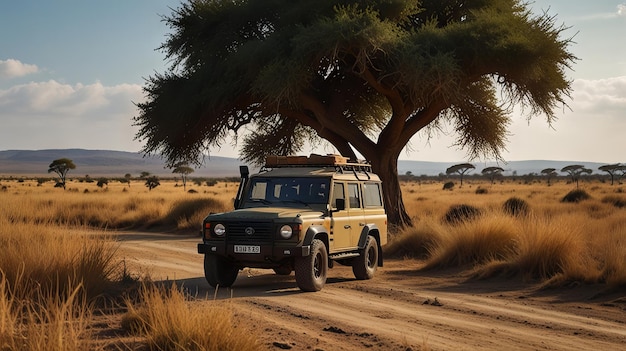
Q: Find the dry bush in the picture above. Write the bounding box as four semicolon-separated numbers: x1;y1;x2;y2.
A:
561;189;591;203
442;204;482;224
0;221;118;302
425;214;518;269
385;219;444;259
122;284;261;351
502;197;530;217
601;195;626;208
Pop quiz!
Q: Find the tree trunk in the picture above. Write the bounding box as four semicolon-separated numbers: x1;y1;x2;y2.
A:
367;150;412;228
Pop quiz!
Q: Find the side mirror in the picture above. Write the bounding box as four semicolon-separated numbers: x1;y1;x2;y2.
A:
334;198;345;212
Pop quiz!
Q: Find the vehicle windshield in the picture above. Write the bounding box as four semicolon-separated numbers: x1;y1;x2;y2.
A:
242;177;330;208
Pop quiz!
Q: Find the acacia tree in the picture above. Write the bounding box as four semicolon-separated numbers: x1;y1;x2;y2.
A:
482;166;504;185
446;163;475;187
540;167;558;186
172;162;195;191
561;165;592;189
48;158;76;190
134;0;575;226
598;164;625;186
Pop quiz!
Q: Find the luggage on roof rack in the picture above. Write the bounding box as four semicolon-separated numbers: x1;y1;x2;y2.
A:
264;154;372;172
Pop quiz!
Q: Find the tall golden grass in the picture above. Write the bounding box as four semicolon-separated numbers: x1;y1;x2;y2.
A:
121;284;261;351
2;176;625;349
0;179;248;350
390;179;626;287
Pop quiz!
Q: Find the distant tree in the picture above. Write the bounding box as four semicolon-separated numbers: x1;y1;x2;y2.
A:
481;166;504;185
598;164;625;186
172;162;195;191
540;168;558;186
405;171;413;177
561;165;592;189
48;158;76;190
140;171;151;179
124;173;132;187
446;163;475;187
145;176;160;191
96;178;109;188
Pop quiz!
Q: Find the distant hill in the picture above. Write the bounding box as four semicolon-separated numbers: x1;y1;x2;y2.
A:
0;149;244;177
0;149;610;177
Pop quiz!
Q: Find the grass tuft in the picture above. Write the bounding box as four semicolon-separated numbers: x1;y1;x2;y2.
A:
123;283;261;351
426;214;518;269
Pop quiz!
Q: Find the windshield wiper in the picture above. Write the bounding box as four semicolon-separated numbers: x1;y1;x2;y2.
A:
248;198;273;205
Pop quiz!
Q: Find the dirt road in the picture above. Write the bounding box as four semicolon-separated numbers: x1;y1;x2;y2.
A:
117;233;626;350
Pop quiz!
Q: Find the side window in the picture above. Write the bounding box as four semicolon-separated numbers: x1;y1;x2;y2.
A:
332;182;345;208
363;182;383;207
348;183;361;208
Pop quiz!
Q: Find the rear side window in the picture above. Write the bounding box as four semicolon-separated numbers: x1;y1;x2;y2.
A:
363;182;383;207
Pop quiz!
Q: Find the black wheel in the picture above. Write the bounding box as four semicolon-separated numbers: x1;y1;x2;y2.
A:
352;236;378;280
204;254;239;288
273;266;292;275
294;239;328;292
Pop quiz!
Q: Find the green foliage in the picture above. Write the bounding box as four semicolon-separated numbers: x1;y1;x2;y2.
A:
134;0;576;226
47;158;76;190
145;176;160;191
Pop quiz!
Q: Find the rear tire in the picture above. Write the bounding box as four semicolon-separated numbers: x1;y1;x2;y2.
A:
204;254;239;288
352;236;378;280
295;239;328;292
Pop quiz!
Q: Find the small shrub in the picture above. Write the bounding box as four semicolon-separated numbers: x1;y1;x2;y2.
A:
188;189;198;194
443;204;481;224
561;189;591;203
601;195;626;208
442;181;455;190
475;187;488;194
503;197;530;217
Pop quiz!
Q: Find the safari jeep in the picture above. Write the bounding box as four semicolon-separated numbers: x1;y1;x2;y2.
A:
197;154;388;291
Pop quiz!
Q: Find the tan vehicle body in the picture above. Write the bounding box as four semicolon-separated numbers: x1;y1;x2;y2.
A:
198;155;387;291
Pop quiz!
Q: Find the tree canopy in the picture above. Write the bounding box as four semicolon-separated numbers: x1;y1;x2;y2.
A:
48;158;76;190
134;0;575;226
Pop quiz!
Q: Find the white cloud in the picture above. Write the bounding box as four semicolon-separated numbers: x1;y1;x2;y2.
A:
617;3;626;17
0;80;145;151
0;59;39;79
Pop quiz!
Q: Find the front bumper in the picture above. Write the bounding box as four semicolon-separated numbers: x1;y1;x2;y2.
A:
197;241;311;262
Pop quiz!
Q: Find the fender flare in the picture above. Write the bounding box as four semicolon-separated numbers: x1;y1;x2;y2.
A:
357;224;384;267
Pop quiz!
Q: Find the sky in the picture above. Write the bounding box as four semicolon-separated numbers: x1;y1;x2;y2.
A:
1;1;625;164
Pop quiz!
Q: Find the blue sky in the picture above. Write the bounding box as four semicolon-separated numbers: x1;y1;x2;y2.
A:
1;0;625;164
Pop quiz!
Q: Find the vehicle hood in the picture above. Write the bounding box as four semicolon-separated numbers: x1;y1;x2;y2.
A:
206;207;324;221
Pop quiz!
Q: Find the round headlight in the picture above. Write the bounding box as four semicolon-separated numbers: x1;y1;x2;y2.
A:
279;225;293;239
213;223;226;237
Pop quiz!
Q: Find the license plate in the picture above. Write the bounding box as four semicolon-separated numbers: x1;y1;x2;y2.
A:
234;245;260;254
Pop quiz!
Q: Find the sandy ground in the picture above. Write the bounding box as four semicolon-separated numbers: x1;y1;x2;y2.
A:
115;232;626;351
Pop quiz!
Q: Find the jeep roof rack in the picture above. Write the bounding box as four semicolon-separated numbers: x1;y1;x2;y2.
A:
264;154;373;174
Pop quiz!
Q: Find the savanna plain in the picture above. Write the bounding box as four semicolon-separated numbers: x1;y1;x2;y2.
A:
1;176;625;350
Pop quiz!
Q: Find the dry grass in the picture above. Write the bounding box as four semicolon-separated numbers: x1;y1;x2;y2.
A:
397;179;626;286
121;284;261;351
0;179;235;231
2;176;626;349
0;179;252;350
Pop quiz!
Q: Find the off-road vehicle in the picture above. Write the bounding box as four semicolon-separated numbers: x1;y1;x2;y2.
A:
197;154;387;291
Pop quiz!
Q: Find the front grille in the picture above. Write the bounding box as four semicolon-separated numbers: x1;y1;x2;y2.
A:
225;221;274;244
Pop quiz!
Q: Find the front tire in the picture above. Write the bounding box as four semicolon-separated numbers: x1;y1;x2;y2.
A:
352;235;378;280
204;254;239;288
295;239;328;292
